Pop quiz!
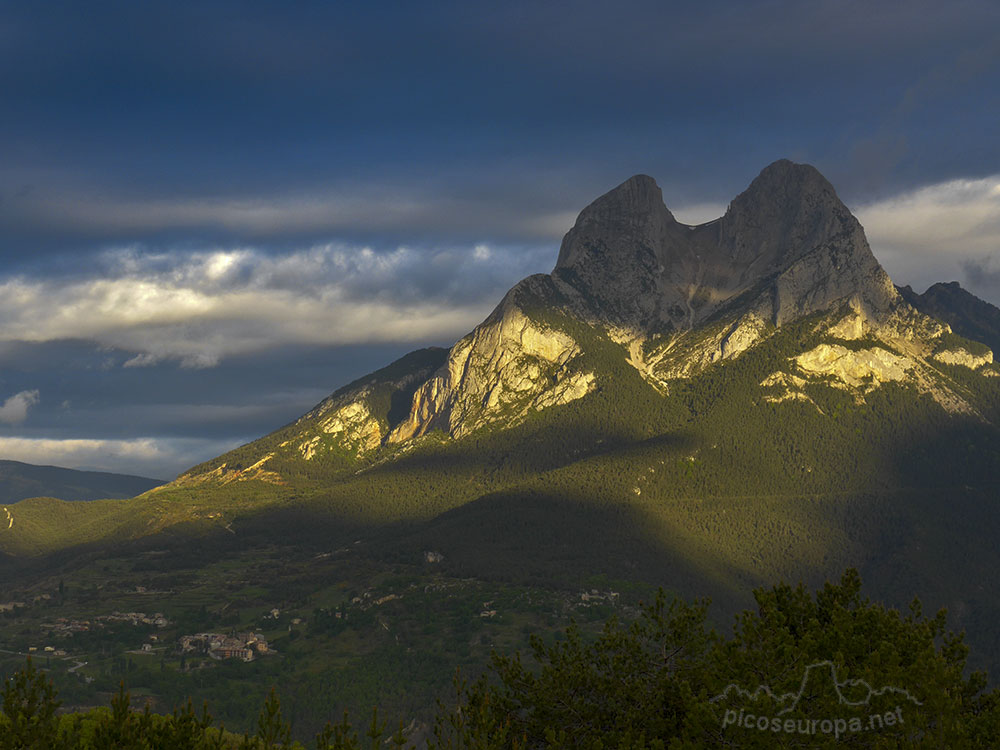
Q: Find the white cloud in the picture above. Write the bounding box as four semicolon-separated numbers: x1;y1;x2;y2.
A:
0;436;243;480
122;353;162;368
0;242;554;367
0;390;40;425
855;175;1000;303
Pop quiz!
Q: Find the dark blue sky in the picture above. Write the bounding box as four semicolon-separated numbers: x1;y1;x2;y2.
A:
1;0;998;477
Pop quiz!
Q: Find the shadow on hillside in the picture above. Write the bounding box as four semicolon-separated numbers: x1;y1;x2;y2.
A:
367;487;760;624
367;423;699;486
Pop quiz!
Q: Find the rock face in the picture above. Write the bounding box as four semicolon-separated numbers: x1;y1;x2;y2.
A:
552;160;900;333
552;174;699;330
933;348;993;370
389;275;594;441
713;160;899;326
794;345;913;387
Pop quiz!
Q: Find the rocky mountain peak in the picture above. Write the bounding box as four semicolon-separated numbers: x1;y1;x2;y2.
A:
718;159;857;268
549;160;900;332
562;174;674;236
554;174;679;272
551;174;696;330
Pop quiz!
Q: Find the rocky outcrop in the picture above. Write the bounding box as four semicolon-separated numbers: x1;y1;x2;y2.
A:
312;394;384;454
714;160;900;327
552;174;701;331
794;344;913;387
754;336;980;415
933;348;994;370
389;276;593;441
173;453;284;487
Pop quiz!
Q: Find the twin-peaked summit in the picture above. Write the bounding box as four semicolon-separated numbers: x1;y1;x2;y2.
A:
552;159;899;332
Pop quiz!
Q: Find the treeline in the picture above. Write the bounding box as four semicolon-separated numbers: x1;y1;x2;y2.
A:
4;570;1000;748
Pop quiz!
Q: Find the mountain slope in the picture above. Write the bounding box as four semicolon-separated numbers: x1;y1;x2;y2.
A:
0;460;161;504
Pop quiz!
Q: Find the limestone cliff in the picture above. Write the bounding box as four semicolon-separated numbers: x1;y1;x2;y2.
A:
713;160;899;326
389;275;594;441
171;347;447;486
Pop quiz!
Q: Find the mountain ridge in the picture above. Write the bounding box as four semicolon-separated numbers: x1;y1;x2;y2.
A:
0;459;162;504
165;160;997;488
898;280;1000;355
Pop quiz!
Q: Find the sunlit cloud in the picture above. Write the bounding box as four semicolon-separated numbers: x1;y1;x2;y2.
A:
0;436;243;479
0;242;554;367
855;175;1000;303
0;390;40;425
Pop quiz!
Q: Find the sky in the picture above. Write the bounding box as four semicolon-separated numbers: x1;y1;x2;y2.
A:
1;0;999;479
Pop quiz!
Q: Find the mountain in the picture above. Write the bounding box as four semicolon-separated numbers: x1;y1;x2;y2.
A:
3;160;1000;738
0;459;162;504
168;160;994;490
73;158;993;627
6;160;999;566
898;280;1000;356
2;162;1000;622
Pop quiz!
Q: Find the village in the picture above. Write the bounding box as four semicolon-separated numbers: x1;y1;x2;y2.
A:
40;610;170;638
178;632;270;662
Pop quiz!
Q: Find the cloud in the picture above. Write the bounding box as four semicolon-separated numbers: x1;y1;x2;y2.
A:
0;242;554;366
855;175;1000;303
0;390;40;425
0;436;242;480
961;257;1000;300
122;353;162;368
1;179;579;244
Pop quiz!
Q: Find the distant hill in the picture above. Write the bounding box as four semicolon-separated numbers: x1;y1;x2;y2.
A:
0;460;162;504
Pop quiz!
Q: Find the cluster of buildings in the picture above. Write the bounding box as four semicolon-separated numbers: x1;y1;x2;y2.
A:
102;611;170;627
179;632;269;662
579;589;619;605
41;611;170;636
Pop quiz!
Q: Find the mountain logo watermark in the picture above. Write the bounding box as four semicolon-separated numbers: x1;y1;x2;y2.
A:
710;660;922;740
